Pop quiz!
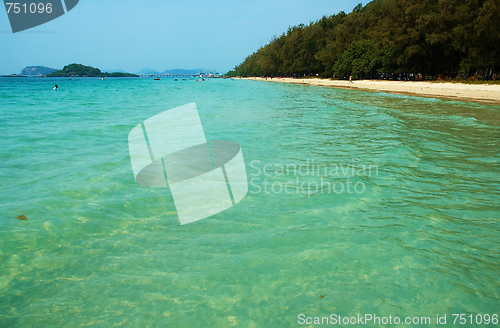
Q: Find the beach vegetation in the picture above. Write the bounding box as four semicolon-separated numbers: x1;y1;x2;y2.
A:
233;0;500;80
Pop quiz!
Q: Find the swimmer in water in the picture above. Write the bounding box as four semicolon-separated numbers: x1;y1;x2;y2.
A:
53;85;58;90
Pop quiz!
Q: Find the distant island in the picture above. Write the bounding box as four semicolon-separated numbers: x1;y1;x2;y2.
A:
136;68;162;75
21;66;57;76
46;64;138;77
3;64;217;78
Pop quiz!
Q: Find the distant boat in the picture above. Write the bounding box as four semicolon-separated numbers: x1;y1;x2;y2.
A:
154;78;160;81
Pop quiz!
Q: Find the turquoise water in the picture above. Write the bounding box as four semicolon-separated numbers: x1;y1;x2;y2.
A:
1;77;499;327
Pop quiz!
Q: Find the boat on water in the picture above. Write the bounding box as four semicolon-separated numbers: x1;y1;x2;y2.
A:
154;78;160;81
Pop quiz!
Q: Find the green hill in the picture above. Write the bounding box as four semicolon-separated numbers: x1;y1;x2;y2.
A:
47;64;138;77
233;0;500;80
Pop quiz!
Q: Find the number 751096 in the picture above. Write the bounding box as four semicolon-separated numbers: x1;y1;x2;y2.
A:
5;3;53;14
452;314;498;325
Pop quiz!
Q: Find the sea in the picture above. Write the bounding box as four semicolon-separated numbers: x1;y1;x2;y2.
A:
1;77;499;327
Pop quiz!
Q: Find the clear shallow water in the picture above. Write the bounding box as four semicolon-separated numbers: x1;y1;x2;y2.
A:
0;77;499;327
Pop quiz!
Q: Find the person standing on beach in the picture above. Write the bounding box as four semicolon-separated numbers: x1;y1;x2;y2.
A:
349;75;353;83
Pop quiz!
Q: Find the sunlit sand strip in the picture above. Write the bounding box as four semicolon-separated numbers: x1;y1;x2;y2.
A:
243;77;500;104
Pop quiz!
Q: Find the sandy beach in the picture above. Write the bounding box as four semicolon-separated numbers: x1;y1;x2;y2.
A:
244;77;500;104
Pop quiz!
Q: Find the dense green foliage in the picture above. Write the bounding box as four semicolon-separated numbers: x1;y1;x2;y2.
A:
47;64;138;77
234;0;500;79
225;70;238;77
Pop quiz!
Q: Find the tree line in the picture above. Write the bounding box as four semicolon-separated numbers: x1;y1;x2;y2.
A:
228;0;500;80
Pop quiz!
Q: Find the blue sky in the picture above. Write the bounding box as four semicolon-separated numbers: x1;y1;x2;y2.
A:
1;0;362;75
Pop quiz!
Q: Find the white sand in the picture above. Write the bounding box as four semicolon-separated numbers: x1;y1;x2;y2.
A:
243;77;500;103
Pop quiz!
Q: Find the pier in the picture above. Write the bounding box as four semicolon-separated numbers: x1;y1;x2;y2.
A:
139;74;199;77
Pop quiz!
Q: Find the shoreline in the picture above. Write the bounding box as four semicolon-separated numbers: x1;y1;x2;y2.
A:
242;77;500;104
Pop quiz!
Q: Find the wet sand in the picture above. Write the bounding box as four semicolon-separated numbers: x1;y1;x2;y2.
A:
243;77;500;104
